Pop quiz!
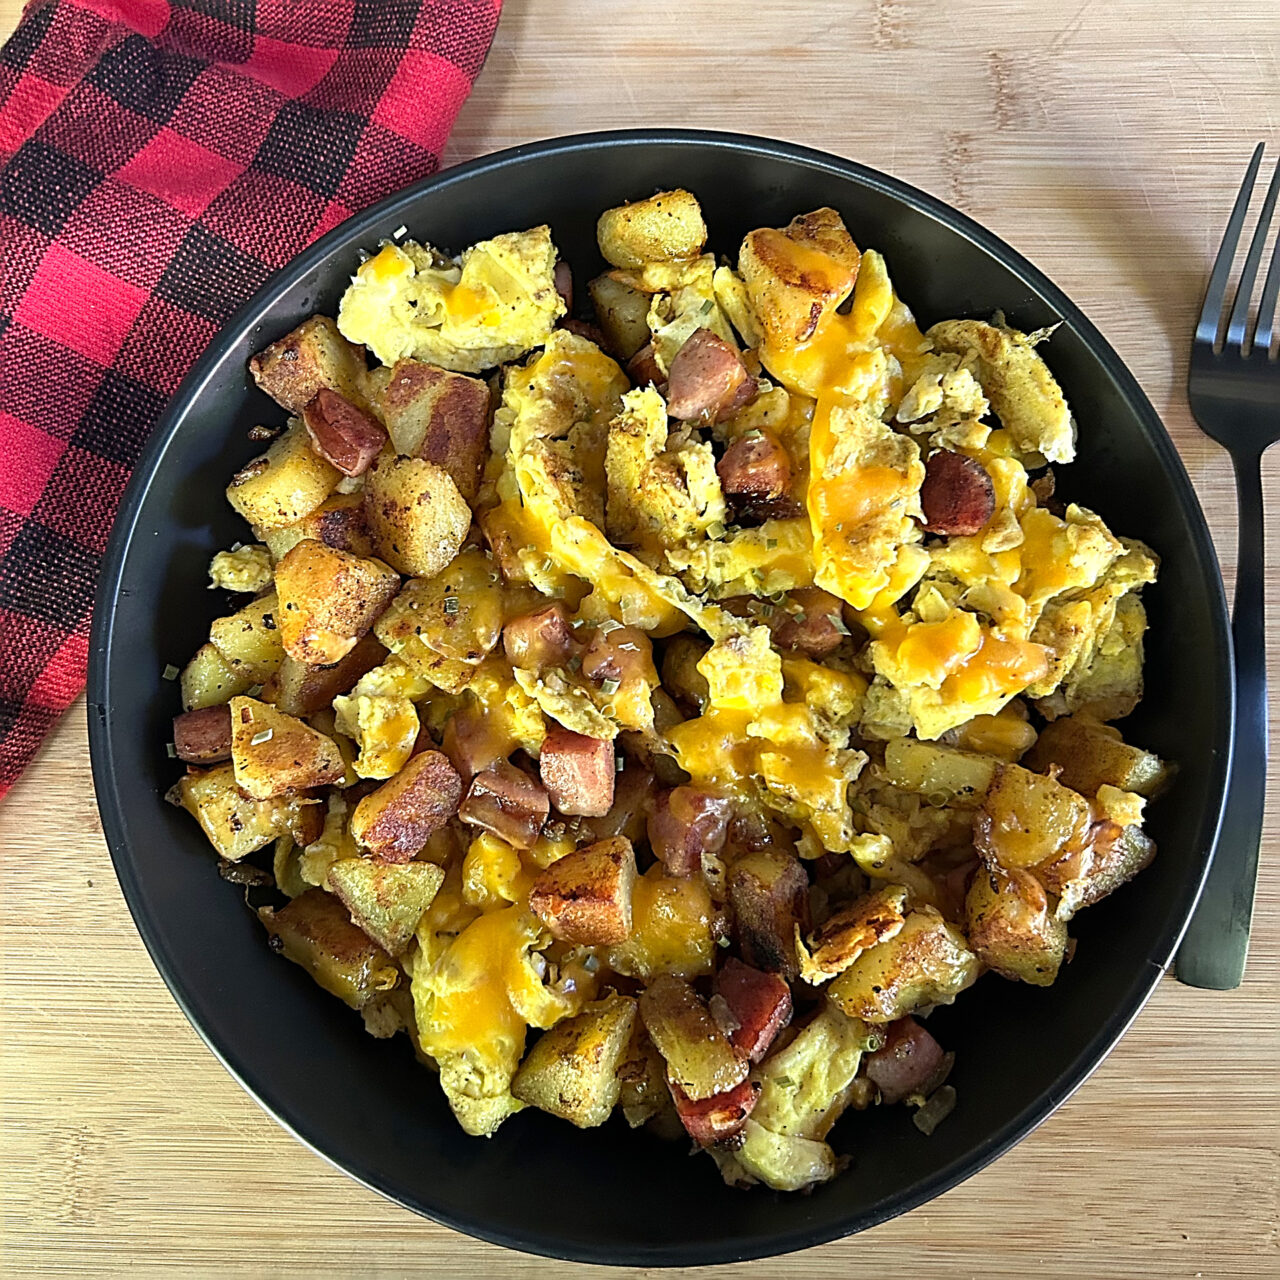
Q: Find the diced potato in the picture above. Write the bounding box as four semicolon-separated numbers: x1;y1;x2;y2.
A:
363;454;472;578
965;864;1067;986
751;1002;876;1140
796;885;908;984
180;641;255;711
374;549;502;664
727;846;809;979
260;633;387;717
882;737;998;808
733;1119;840;1193
273;538;399;665
208;591;286;683
587;273;651;360
1023;715;1169;799
326;857;445;955
226;422;341;530
257;491;374;563
828;907;979;1023
637;973;747;1102
272;836;309;898
177;763;317;861
228;696;345;800
249;315;368;414
349;749;462;861
528;836;637;946
258;888;400;1009
974;763;1092;870
616;1023;668;1128
607;864;716;980
1041;824;1157;921
511;992;637;1127
596;189;707;270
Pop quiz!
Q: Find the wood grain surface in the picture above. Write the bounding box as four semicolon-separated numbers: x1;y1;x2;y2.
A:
2;1;1278;1275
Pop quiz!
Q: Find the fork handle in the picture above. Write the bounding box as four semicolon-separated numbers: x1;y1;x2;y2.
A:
1176;450;1269;989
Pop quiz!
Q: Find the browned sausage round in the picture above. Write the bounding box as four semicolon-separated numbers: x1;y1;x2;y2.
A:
173;705;233;763
666;329;753;422
626;342;665;390
716;429;792;500
301;388;387;477
919;450;996;536
771;588;847;659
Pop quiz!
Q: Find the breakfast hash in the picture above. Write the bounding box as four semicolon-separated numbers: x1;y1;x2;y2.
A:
166;188;1168;1192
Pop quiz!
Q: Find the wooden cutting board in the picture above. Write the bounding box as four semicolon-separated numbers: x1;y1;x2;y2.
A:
1;1;1277;1276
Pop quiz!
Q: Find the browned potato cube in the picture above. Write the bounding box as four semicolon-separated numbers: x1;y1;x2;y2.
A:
260;633;387;717
616;1022;668;1128
249;315;368;414
727;846;810;979
208;591;286;683
1039;823;1157;921
273;538;399;666
511;992;637;1127
257;491;374;563
226;423;341;530
258;888;399;1009
1023;715;1169;799
373;549;503;664
974;764;1092;871
638;973;747;1102
180;641;257;711
368;359;490;502
965;864;1067;986
882;737;998;809
828;907;979;1023
350;750;463;862
229;696;345;800
529;836;637;946
177;763;316;861
363;454;472;578
796;884;908;984
587;273;651;360
596;189;707;269
325;856;445;955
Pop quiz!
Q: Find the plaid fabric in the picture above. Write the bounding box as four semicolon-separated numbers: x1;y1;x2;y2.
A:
0;0;501;800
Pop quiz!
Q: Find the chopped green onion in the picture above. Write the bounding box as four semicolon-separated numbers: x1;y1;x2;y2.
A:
765;538;778;550
791;611;806;625
251;729;273;746
598;619;622;635
717;935;731;949
600;677;621;696
443;596;460;615
615;755;625;773
707;522;726;540
165;742;177;758
161;663;180;681
699;299;715;315
828;612;851;636
246;684;263;698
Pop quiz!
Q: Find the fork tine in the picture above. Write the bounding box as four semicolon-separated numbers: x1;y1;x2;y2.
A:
1196;142;1264;347
1254;192;1280;356
1226;154;1280;352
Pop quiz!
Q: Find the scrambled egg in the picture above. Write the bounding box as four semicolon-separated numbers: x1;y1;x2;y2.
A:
337;227;564;374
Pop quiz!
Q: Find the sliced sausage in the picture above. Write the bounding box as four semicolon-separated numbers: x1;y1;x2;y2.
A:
581;624;652;686
647;786;731;878
349;750;463;862
441;705;507;779
626;342;665;390
173;705;233;763
553;260;573;312
666;328;754;423
919;450;996;537
711;957;792;1062
539;726;616;818
670;1076;761;1147
771;587;847;660
864;1016;948;1105
529;836;637;945
503;602;579;673
458;759;550;850
716;429;791;501
302;388;387;477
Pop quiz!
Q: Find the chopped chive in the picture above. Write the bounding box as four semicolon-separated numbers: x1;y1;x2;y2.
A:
743;429;762;440
828;612;851;635
765;538;778;550
392;225;407;240
251;729;273;746
161;663;180;681
165;742;177;758
717;935;731;948
792;611;806;624
246;684;263;697
699;299;715;315
598;619;621;635
707;522;726;539
615;755;625;773
600;677;621;696
443;596;460;615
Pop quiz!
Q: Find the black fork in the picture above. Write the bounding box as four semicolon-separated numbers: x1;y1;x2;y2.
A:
1176;143;1279;989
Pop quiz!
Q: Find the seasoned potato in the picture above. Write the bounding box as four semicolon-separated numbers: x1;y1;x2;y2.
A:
273;539;399;665
326;857;445;955
638;973;747;1101
796;884;908;984
374;549;502;664
975;764;1092;870
257;491;374;563
734;1119;840;1193
511;992;637;1127
529;836;637;946
727;846;809;979
1023;715;1169;799
587;273;651;359
607;864;716;980
208;592;285;683
363;454;471;578
596;189;707;270
965;864;1067;985
1040;823;1156;921
229;696;344;800
882;737;998;808
226;422;341;530
177;763;318;861
616;1023;669;1128
180;641;255;711
828;907;979;1022
260;633;387;717
249;315;368;414
259;888;400;1009
349;749;462;860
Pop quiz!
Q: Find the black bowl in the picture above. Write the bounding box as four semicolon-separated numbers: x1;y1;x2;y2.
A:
88;130;1232;1266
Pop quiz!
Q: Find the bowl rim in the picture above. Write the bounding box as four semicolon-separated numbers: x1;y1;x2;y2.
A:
87;127;1234;1266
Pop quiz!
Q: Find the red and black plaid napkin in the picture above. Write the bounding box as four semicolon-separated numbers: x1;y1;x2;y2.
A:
0;0;502;800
